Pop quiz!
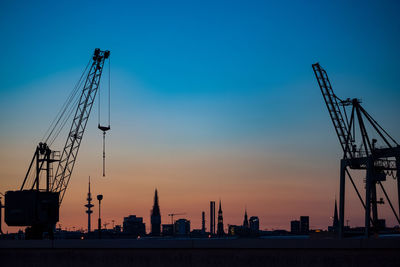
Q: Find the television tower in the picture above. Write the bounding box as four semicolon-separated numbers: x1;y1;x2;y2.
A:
85;177;94;233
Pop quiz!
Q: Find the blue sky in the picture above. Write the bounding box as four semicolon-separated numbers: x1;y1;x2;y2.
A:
1;0;399;142
0;0;399;231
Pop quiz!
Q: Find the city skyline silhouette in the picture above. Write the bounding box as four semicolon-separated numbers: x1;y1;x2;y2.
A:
1;0;400;235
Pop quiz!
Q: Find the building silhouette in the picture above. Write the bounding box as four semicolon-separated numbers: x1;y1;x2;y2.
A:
300;216;309;233
228;210;258;237
123;215;145;237
150;189;161;236
228;225;241;236
175;218;190;236
249;216;259;232
290;220;300;233
243;208;249;228
210;201;215;235
377;219;386;230
114;225;122;233
217;200;224;236
162;224;173;236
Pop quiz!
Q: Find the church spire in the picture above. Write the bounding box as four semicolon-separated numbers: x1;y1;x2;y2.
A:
154;189;159;207
217;199;224;236
243;207;249;228
333;198;339;231
151;188;161;236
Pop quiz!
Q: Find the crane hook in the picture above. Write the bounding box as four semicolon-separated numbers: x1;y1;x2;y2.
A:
98;124;110;177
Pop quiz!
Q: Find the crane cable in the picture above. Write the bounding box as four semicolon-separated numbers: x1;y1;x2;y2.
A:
98;57;111;177
42;59;91;145
31;58;90;188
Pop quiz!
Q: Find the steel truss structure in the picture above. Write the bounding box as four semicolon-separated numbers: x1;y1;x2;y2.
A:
313;63;400;238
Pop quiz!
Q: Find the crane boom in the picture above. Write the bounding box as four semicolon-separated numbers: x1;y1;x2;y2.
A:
312;63;354;158
51;49;110;203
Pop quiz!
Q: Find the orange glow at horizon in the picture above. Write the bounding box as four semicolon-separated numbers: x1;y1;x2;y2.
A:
2;138;399;234
0;68;399;234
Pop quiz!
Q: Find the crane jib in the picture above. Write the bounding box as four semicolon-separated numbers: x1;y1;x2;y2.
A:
52;48;110;204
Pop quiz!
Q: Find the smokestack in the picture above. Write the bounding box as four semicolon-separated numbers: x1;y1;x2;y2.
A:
202;211;206;234
210;201;215;235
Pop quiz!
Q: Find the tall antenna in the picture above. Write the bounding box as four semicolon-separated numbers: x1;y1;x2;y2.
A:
85;176;94;233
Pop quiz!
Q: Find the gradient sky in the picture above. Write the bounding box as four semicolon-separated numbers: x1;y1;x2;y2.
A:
1;0;399;233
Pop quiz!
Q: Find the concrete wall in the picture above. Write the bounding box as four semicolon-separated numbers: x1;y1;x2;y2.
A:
1;237;400;249
1;248;400;267
1;239;400;267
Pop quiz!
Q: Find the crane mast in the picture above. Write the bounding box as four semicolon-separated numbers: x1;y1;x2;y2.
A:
52;48;109;203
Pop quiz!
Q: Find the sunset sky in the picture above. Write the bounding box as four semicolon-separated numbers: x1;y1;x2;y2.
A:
1;0;400;233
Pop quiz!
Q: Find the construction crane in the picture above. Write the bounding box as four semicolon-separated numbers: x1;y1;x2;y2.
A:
312;63;400;238
4;48;110;239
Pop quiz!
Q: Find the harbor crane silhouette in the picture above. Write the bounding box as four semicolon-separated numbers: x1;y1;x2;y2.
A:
4;49;111;239
313;63;400;238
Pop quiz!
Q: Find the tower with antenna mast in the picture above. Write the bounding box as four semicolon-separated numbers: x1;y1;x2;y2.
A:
85;177;94;233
